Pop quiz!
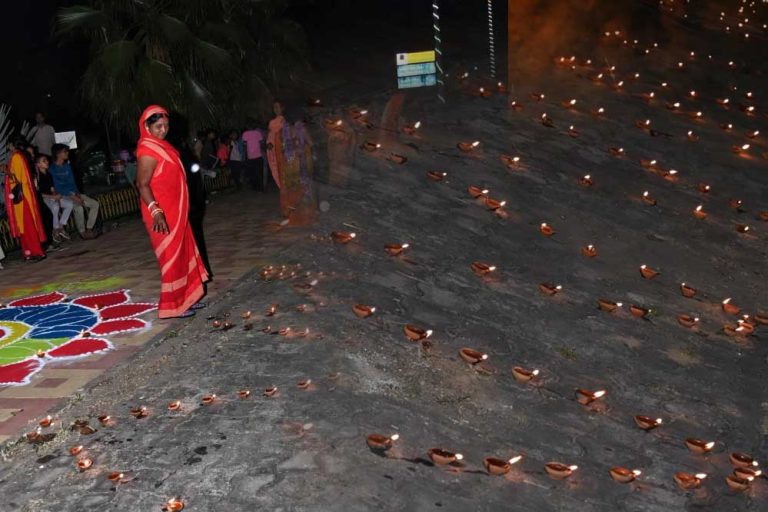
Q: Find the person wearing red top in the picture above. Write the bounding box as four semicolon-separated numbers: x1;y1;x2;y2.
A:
135;105;209;318
4;138;47;260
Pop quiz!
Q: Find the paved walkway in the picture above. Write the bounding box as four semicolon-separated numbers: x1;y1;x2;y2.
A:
0;190;279;442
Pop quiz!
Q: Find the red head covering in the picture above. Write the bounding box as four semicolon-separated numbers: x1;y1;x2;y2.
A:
136;105;178;163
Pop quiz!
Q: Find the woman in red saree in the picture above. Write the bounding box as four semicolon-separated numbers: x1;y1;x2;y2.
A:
135;106;209;318
4;138;46;260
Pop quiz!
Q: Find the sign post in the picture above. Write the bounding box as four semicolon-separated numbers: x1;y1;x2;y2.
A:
395;51;437;89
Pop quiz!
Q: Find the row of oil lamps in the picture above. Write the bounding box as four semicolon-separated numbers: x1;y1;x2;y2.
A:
365;432;761;491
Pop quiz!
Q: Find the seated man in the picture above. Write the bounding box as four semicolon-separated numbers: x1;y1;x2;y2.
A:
49;144;100;239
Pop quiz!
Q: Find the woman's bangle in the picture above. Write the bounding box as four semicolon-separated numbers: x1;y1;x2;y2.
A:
151;208;165;217
147;200;158;210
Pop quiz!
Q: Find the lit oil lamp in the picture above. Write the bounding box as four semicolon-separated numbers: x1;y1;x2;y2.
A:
384;243;409;256
729;198;743;211
732;143;751;154
353;304;376;318
725;474;754;492
459;348;488;365
685;438;715;454
349;108;368;119
39;415;54;428
366;433;399;451
575;388;606;405
470;262;496;277
663;170;679;183
331;231;356;244
96;415;114;427
634;415;663;431
361;141;381;152
307;98;322;107
722;298;741;315
500;154;521;168
162;498;185;512
387;153;407;165
69;445;84;456
108;471;125;483
323;119;343;129
640;158;658;170
509;100;523;111
641;191;657;206
581;245;598;258
468;185;489;198
734;467;762;479
735;224;750;233
630;305;651;319
539;283;562;296
263;386;278;397
297;379;312;390
609;147;625;157
666;101;681;111
741;105;756;116
539;223;554;236
201;394;216;406
241;310;252;320
457;141;480;152
717;98;731;107
77;457;93;471
427;170;447;182
26;428;41;443
167;400;182;411
512;366;539;383
639;265;659;279
530;92;545;102
485;197;506;211
688;111;703;120
402;121;421;136
721;123;734;131
610;467;641;484
591;107;605;117
540;113;555;127
687;130;699;142
561;98;577;109
636;119;652;130
497;82;507;93
674;472;706;490
130;406;149;419
404;324;432;342
641;91;656;102
568;125;579;137
693;205;707;219
724;321;750;336
729;452;759;468
746;130;760;139
265;304;278;317
677;314;700;328
428;448;463;466
545;462;578;480
484;455;523;475
578;174;593;187
598;299;622;312
238;389;251;399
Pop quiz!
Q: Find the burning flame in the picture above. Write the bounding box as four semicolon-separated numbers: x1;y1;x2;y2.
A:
593;390;606;398
532;369;540;376
632;470;642;476
390;434;400;441
509;455;523;465
414;121;421;129
695;473;708;480
455;453;464;461
569;465;579;471
471;141;480;148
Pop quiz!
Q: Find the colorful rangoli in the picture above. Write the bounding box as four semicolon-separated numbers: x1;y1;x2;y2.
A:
0;290;155;386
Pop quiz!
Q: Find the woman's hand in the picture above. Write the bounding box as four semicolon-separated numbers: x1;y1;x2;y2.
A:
153;212;169;234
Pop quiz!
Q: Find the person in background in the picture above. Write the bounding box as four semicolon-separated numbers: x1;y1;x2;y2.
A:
49;144;100;240
227;129;245;189
201;129;218;173
35;154;73;243
266;100;286;190
27;112;56;157
241;123;264;190
215;133;229;170
272;105;317;225
179;139;213;279
4;137;46;260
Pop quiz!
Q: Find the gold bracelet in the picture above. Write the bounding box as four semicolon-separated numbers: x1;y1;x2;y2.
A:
151;208;165;217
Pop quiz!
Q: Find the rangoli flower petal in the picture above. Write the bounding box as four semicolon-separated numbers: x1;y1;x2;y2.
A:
99;303;157;320
47;338;111;359
90;318;148;336
0;359;42;386
8;291;67;307
72;290;130;309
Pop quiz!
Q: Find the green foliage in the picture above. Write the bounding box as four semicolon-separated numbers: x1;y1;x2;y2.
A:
57;0;307;140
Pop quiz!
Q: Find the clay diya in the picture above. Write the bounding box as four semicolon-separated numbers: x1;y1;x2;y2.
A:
722;298;741;315
265;304;278;317
297;379;312;390
384;243;409;256
263;386;278;397
167;400;182;411
366;433;399;451
634;415;663;431
539;223;554;236
323;119;343;129
238;389;251;399
693;205;707;219
698;183;711;193
509;100;523;111
591;107;605;117
680;283;697;298
568;125;579;137
130;406;149;419
471;262;496;277
404;324;432;342
636;119;652;130
641;191;657;206
77;457;93;471
468;185;489;198
685;438;715;454
597;299;623;312
428;448;463;466
640;158;658;170
477;87;492;98
687;131;699;142
107;472;125;483
760;211;768;222
162;498;185;512
630;305;650;319
402;121;421;135
729;199;744;211
639;265;659;279
201;394;216;406
361;141;381;152
512;366;539;383
545;462;578;480
735;224;750;233
457;141;480;152
724;323;749;337
497;82;507;93
26;429;41;442
484;455;523;475
387;153;407;165
352;304;376;318
539;283;562;296
609;147;625;157
663;170;679;183
540;114;555;127
211;319;222;328
575;388;606;405
578;174;593;187
610;467;641;483
725;474;754;492
675;472;706;490
562;98;577;109
98;415;114;426
331;231;356;244
427;171;447;182
730;452;759;468
459;348;488;365
732;144;751;155
500;155;521;168
484;198;506;211
530;92;545;101
677;315;700;328
734;467;762;479
36;349;46;358
307;98;322;107
581;245;598;258
39;415;53;428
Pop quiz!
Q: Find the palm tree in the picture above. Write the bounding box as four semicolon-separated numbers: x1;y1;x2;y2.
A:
57;0;307;149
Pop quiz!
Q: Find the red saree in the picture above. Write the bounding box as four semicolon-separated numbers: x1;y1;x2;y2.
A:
5;151;46;258
136;105;208;318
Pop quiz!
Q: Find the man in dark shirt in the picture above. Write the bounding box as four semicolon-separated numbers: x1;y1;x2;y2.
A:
35;154;74;243
49;144;100;239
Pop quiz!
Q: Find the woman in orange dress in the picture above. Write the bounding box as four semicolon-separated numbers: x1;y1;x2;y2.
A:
135;105;209;318
4;138;46;260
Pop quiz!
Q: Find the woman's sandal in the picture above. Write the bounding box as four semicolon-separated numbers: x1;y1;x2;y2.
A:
177;309;196;318
191;302;207;310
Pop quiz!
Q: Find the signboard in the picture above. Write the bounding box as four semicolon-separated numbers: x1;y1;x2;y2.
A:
55;131;78;150
396;50;436;89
